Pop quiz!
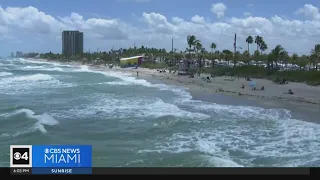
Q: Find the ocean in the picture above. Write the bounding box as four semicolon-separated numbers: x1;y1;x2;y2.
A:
0;58;319;167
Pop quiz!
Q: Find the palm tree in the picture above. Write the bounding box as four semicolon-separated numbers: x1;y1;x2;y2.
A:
271;45;285;71
200;47;207;69
234;51;241;65
222;49;232;66
259;41;268;62
187;35;200;60
245;36;253;58
255;36;262;52
210;43;217;68
195;41;203;74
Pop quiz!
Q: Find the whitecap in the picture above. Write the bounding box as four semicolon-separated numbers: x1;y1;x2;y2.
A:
0;74;53;83
0;72;13;77
1;108;59;134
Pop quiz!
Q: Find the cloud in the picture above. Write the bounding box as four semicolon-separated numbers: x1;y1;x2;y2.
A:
191;15;206;24
296;4;320;20
0;6;135;42
211;3;227;18
0;4;320;55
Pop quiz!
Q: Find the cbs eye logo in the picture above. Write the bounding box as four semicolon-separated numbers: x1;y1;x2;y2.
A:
14;151;29;161
10;145;32;168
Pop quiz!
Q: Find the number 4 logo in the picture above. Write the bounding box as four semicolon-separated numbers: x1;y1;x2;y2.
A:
14;152;29;160
10;145;33;168
21;152;29;160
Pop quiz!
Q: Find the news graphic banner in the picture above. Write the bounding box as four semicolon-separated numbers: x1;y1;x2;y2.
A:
10;145;92;175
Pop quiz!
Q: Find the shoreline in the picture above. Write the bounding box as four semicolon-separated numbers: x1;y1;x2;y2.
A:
31;58;320;117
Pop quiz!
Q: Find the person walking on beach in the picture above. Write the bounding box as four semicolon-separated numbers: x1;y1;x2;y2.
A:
137;71;139;77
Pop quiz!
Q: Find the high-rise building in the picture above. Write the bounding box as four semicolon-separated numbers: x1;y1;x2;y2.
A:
79;32;83;55
16;51;23;57
62;31;84;56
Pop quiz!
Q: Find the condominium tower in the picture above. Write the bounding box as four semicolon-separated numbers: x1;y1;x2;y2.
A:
62;31;83;56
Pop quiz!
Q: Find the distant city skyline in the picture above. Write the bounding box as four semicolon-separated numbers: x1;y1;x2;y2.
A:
0;0;320;56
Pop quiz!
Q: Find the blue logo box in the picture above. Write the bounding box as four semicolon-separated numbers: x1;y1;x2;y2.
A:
32;145;92;168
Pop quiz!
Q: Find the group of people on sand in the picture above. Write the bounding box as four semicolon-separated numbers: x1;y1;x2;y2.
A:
241;77;294;95
201;76;211;83
241;84;265;91
142;69;296;95
169;70;177;74
279;78;288;84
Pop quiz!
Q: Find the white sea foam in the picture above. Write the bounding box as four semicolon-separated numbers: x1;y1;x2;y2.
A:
20;65;64;72
105;81;134;85
19;58;72;67
0;74;72;95
139;110;320;167
0;72;13;77
137;132;243;167
1;74;53;83
53;93;210;120
73;65;192;99
0;62;14;70
186;101;292;121
1;108;59;135
80;68;319;167
22;65;45;70
41;67;64;71
0;74;55;90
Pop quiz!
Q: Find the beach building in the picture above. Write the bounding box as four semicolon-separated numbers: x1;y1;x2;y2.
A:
120;56;144;68
178;60;195;75
16;51;23;57
62;30;83;57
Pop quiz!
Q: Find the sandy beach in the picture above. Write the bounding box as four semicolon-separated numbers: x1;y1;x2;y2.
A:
112;67;319;99
33;59;320;114
104;66;320;115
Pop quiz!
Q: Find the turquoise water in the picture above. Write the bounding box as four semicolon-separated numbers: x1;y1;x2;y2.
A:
0;58;319;167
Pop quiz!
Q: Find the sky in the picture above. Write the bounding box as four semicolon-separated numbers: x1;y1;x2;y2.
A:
0;0;320;56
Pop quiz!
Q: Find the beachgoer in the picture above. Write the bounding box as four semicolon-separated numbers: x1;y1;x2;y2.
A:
288;89;293;94
241;84;244;89
137;71;139;77
206;77;211;83
261;86;264;90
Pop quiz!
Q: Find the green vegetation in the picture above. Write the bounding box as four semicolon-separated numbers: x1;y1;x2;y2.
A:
201;66;320;86
38;34;320;86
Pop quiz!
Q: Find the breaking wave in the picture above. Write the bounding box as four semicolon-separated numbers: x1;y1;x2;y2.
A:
0;108;59;135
